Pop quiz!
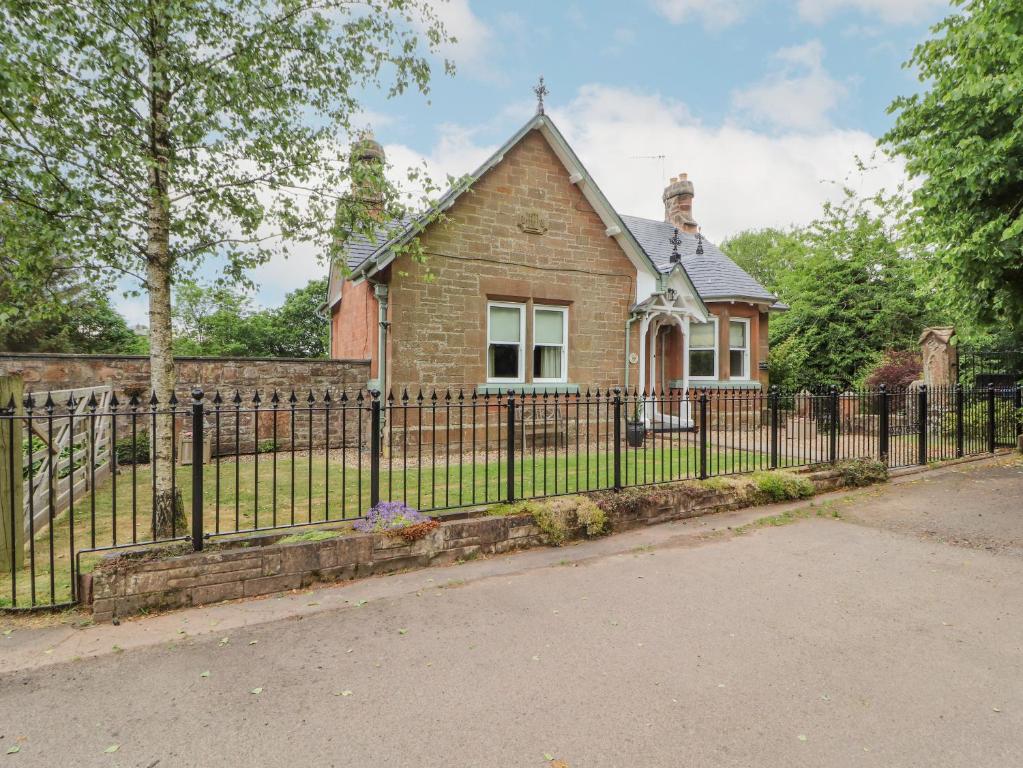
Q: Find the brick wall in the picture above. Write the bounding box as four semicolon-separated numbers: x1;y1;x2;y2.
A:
384;130;637;394
0;353;371;453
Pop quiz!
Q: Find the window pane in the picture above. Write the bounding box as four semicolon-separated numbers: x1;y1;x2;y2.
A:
690;349;715;377
690;321;715;348
488;344;519;379
729;320;747;348
730;349;746;378
533;346;562;379
534;309;564;345
489;306;521;343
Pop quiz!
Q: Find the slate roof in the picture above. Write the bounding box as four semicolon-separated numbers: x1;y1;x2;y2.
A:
342;217;414;272
618;215;776;302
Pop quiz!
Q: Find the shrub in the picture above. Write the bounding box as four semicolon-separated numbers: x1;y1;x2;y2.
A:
530;496;608;546
863;349;922;389
115;431;150;465
257;439;278;454
835;458;888;487
751;471;815;502
573;497;608;537
354;502;434;535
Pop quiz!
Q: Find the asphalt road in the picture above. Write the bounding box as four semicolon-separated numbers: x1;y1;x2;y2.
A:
1;459;1022;767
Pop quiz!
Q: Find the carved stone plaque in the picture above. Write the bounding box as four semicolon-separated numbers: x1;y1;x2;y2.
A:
517;209;548;235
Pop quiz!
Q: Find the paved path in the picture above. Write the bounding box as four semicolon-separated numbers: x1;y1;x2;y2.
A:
1;457;1021;767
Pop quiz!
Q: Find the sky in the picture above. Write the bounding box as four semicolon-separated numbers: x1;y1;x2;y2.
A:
116;0;952;325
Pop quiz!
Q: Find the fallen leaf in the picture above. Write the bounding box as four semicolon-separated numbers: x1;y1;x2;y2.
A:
44;649;53;655
552;761;570;768
797;735;807;742
543;754;554;761
993;707;1002;713
6;745;20;754
398;628;408;635
250;687;263;695
104;745;119;753
354;600;367;607
3;629;13;636
336;690;353;697
218;637;230;647
531;655;540;662
307;601;320;606
200;670;210;678
248;640;258;646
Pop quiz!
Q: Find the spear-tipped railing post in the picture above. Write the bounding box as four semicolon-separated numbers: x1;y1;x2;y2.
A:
506;392;516;503
987;384;996;453
917;384;928;465
878;384;890;464
769;385;780;469
190;388;205;552
369;390;381;508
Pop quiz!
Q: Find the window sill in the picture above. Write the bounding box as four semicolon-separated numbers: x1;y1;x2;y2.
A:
669;379;762;390
477;383;581;395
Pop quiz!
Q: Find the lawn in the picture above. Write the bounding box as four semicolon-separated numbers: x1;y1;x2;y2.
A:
1;439;764;608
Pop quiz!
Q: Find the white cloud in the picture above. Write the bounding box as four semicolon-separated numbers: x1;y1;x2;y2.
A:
425;0;494;69
547;84;905;242
797;0;947;24
731;40;846;132
650;0;749;29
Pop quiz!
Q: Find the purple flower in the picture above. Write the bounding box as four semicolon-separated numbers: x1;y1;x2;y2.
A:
354;502;431;532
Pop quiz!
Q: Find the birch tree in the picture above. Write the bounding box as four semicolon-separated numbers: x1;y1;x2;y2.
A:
0;0;450;533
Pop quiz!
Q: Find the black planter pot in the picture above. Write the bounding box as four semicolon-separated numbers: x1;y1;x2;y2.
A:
625;420;645;448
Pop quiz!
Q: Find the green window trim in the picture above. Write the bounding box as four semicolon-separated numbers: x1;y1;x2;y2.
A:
668;379;761;391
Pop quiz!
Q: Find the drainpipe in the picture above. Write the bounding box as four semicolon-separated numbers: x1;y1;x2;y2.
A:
315;301;332;357
372;283;389;396
624;313;639;391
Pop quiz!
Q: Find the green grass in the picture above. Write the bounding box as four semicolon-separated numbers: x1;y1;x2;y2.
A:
1;441;761;608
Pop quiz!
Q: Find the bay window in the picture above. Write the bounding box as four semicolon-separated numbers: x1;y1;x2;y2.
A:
688;318;718;379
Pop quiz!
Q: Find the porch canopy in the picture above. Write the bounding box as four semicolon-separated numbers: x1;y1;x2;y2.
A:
632;267;708;428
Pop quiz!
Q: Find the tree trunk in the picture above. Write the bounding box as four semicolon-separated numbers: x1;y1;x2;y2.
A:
146;10;185;539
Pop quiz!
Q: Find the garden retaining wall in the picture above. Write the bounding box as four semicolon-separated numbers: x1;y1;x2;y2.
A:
80;467;849;622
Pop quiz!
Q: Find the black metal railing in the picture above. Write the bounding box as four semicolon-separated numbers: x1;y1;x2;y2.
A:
959;346;1023;388
1;384;1020;610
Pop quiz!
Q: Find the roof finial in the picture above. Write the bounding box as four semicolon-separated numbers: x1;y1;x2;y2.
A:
696;229;704;255
669;227;682;264
533;75;549;115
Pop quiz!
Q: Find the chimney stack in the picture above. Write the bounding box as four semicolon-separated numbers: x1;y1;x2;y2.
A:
349;130;387;216
663;172;697;233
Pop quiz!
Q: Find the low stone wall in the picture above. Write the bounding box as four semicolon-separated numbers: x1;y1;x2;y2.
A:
0;352;371;453
80;467;850;622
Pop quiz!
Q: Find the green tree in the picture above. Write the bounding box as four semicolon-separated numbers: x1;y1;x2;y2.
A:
0;285;145;354
720;227;807;294
171;277;327;358
1;0;449;532
883;0;1023;332
768;189;931;390
265;278;329;358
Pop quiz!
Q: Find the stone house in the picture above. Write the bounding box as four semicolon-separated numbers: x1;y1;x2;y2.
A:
325;108;782;427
